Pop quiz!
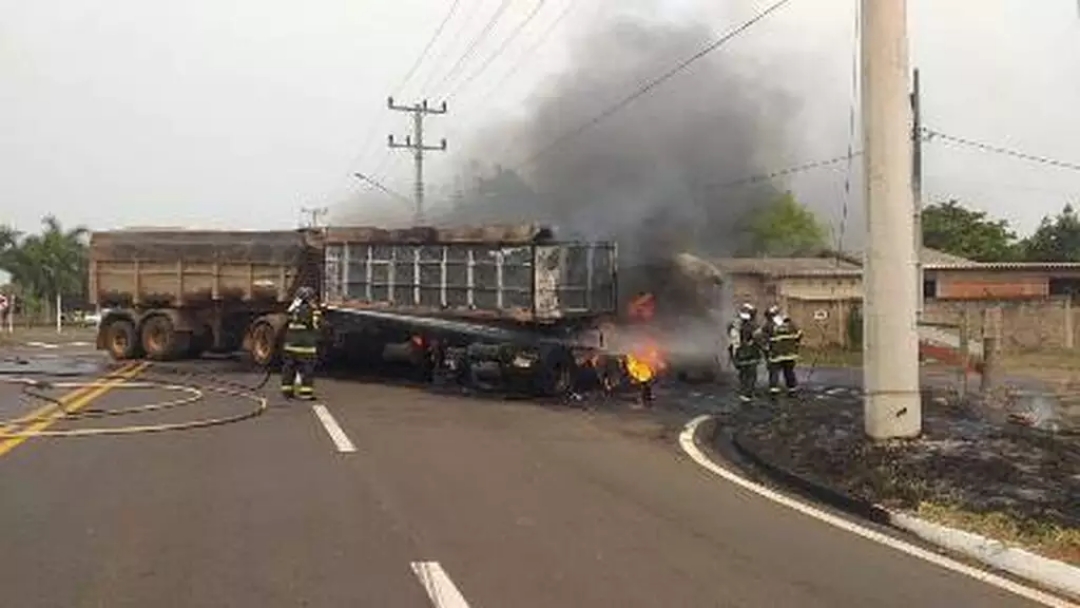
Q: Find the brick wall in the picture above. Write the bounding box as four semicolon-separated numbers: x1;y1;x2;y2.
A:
933;269;1049;299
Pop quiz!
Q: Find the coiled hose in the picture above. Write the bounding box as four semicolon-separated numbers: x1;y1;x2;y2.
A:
0;358;272;439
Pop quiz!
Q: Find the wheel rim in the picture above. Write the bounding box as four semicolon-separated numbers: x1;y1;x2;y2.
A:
252;325;273;361
146;323;168;353
111;329;128;353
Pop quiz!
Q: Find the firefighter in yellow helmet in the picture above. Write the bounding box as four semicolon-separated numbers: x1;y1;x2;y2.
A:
280;286;323;400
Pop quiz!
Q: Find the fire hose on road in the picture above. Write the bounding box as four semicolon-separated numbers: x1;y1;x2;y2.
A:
0;362;269;439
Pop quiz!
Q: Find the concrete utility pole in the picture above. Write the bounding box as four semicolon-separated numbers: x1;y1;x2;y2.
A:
911;67;924;319
861;0;922;440
300;206;328;229
387;97;448;225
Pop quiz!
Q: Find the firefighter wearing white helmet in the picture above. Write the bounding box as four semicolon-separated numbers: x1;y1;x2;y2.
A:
727;302;763;402
762;304;802;397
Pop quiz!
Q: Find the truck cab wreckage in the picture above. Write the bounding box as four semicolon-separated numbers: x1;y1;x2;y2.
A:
88;224;724;398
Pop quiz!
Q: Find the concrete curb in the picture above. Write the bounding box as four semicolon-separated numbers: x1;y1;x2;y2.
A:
728;428;1080;601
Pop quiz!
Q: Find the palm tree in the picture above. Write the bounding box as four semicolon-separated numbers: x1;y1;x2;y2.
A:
0;216;88;324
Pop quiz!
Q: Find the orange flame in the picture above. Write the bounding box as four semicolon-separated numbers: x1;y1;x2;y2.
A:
625;341;666;384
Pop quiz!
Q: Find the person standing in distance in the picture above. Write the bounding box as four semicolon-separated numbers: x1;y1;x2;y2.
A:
280;286;323;400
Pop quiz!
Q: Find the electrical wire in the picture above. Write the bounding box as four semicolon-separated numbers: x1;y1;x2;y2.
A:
923;128;1080;173
393;0;463;96
513;0;797;169
472;0;578;101
445;0;547;99
415;0;489;95
340;1;464;191
836;0;861;256
427;0;517;97
706;152;863;191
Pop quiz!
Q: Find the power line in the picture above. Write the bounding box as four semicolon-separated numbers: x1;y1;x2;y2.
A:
441;0;582;150
513;0;796;168
415;0;488;95
923;128;1080;173
473;0;578;100
837;0;861;254
392;0;463;95
706;151;862;191
428;0;516;97
445;0;548;99
343;3;462;184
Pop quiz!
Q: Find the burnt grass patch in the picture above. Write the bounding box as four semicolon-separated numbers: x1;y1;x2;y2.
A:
735;392;1080;563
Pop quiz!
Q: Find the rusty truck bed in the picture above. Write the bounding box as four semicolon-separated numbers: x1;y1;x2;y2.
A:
88;229;321;308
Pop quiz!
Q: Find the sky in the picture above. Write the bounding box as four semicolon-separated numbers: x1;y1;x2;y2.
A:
1;0;1079;242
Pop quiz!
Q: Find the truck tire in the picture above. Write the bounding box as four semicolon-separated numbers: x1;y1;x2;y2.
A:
140;314;187;361
186;326;212;359
248;320;280;368
536;347;575;398
102;318;140;361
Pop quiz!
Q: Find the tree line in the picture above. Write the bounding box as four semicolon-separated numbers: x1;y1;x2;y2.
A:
921;200;1080;263
0;216;89;321
1;193;1074;321
744;196;1080;263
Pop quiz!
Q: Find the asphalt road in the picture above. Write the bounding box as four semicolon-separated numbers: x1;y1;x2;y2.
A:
0;351;1059;607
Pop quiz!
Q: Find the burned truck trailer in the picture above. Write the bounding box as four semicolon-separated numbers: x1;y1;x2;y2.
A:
89;229;322;363
90;224;618;395
317;225;619;395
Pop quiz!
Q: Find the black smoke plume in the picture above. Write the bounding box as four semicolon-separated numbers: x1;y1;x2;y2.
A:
439;4;798;267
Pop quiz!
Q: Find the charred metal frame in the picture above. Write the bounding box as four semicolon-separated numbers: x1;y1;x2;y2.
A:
323;240;618;323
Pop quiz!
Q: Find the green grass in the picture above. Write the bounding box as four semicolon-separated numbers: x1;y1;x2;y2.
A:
803;348;863;368
917;502;1080;566
0;326;96;346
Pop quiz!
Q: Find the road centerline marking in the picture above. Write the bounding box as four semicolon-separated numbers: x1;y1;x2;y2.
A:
311;404;356;453
0;361;137;436
0;361;147;457
411;561;472;608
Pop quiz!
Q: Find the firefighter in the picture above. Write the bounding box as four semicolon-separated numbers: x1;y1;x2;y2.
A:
280;286;323;400
727;302;763;402
763;304;802;397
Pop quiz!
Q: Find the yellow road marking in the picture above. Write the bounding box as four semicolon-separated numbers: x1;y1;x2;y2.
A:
0;362;138;435
0;361;148;457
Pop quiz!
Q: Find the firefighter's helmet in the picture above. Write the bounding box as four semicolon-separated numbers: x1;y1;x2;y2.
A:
739;302;757;319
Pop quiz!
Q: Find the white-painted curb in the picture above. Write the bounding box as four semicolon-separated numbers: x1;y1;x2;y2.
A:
890;512;1080;600
680;415;1080;607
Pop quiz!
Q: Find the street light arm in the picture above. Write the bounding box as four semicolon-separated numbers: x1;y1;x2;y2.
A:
353;172;413;204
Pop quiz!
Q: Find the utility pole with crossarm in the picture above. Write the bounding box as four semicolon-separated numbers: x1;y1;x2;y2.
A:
387;97;448;225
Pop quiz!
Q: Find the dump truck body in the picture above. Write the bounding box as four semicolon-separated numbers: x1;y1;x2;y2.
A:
89;229;321;362
319;224;618;324
316;224;618;396
89;223;619;396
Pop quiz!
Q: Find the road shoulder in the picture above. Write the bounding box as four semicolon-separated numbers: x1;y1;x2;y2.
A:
682;413;1080;605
